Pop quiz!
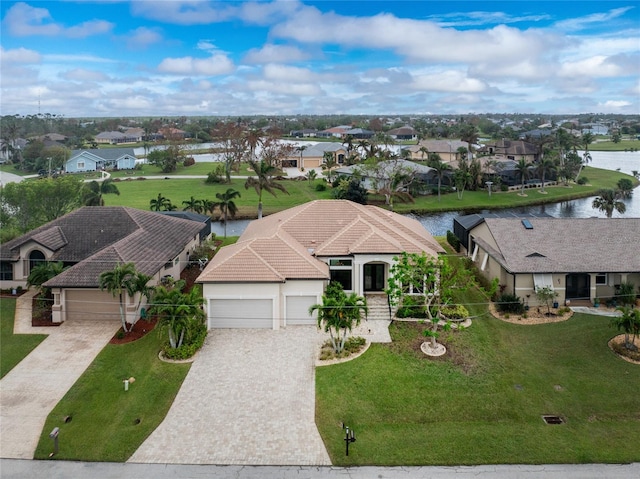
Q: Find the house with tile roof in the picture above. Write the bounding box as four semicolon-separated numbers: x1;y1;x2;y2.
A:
283;142;347;169
465;217;640;307
65;148;137;173
406;139;470;162
0;207;208;324
196;199;444;329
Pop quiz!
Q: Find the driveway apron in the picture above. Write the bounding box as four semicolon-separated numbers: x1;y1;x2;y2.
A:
129;327;331;465
0;292;120;459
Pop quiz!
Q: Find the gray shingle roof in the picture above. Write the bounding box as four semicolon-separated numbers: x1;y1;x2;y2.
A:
70;148;136;160
1;207;206;288
477;218;640;273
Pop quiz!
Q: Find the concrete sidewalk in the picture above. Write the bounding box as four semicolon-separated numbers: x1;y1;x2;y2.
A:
2;459;638;479
0;291;120;459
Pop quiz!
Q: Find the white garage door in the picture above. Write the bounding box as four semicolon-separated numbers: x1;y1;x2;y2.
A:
286;296;317;325
209;299;273;329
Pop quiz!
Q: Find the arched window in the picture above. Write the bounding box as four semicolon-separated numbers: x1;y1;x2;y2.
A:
28;250;46;274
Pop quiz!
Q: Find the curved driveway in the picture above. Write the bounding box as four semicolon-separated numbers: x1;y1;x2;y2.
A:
129;327;330;465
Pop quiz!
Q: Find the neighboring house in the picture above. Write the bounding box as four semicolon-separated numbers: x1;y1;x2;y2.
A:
317;125;353;138
406;139;470;162
479;139;539;163
343;128;374;139
197;199;444;329
158;211;211;242
95;131;139;144
284;142;347;169
387;126;418;141
460;217;640;307
65;148;137;172
0;207;208;324
334;159;439;191
290;129;318;138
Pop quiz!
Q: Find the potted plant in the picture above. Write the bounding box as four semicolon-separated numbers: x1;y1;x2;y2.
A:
593;297;600;308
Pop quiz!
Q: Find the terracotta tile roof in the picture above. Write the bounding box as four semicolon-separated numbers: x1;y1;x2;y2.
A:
198;200;443;283
479;218;640;273
0;207;206;288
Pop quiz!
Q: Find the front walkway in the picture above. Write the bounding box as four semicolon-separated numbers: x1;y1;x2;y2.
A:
0;291;120;459
129;327;331;465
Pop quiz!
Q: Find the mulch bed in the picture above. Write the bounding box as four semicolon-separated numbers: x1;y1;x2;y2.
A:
31;295;60;327
109;316;158;345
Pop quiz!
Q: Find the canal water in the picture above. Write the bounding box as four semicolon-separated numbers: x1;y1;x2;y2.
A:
211;150;639;237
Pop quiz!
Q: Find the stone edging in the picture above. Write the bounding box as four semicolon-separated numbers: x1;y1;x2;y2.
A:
316;341;371;367
608;334;640;365
158;350;198;364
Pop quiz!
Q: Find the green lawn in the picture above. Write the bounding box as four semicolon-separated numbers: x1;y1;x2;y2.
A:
590;139;640;151
316;308;640;466
103;165;633;218
0;298;47;379
33;327;191;462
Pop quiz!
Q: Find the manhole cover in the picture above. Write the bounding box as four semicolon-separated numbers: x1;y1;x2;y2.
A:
542;415;565;425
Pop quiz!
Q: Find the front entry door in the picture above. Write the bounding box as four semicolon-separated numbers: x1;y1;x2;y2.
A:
364;264;385;292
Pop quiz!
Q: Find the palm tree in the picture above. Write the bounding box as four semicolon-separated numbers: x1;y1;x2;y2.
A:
592;189;626;218
309;282;368;354
322;152;338;182
245;128;263;163
81;179;120;206
27;261;67;297
536;157;556;193
427;154;451;202
150;283;205;349
98;262;138;333
417;146;429;161
515;158;532;195
182;196;204;213
306;169;318;184
210;188;241;238
150;193;173;211
611;306;640;351
244;159;289;219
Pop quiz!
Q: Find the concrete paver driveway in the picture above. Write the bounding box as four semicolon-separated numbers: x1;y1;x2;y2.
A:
129;327;331;465
0;292;120;459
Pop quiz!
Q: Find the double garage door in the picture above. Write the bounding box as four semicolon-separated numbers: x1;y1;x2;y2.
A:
208;296;317;329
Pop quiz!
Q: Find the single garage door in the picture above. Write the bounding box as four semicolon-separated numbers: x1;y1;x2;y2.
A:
286;295;317;325
209;299;273;329
65;289;119;321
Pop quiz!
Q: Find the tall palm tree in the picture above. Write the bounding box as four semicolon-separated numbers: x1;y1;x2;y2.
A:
182;196;204;213
515;158;532;195
244;159;289;219
98;262;138;333
427;154;451;202
418;146;429;161
592;189;626;218
210;188;241;238
536;157;556;193
245;128;263;163
81;179;120;206
322;152;338;182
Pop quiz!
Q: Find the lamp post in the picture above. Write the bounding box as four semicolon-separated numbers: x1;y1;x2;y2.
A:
486;181;493;197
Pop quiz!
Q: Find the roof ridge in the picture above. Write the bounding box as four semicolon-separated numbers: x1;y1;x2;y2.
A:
274;229;329;277
245;242;285;281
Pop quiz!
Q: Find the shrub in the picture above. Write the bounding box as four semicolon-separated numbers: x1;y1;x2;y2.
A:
396;295;426;318
446;230;460;252
496;293;525;314
576;176;588;185
183;157;196;167
163;322;207;360
315;183;327;191
439;304;469;319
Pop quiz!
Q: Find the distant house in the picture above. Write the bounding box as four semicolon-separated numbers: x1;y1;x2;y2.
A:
406;139;470;162
196;200;444;329
459;217;640;307
479;139;539;163
290;129;318;138
317;125;353;139
387;126;417;141
0;207;208;324
95;131;139;144
283;142;347;169
65;148;137;173
335;159;440;191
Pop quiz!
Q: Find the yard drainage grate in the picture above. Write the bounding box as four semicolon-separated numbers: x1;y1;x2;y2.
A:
542;415;565;425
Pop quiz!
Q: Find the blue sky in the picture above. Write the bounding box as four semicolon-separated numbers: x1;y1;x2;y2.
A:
1;1;638;117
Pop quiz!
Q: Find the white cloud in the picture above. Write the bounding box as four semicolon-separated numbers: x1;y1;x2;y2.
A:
0;46;41;64
158;53;235;75
197;40;218;52
554;7;635;32
130;0;236;25
410;70;488;93
429;11;551;27
600;99;631;108
3;2;113;38
559;56;624;78
262;63;315;82
243;44;310;64
126;27;163;50
61;68;110;82
246;79;321;96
